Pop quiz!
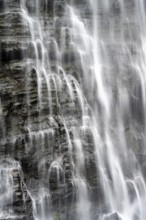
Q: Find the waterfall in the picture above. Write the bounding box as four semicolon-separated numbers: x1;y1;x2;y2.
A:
1;0;146;219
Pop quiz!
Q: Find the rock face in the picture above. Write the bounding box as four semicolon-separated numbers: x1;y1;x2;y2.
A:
103;212;123;220
1;0;146;219
0;159;33;219
0;0;99;219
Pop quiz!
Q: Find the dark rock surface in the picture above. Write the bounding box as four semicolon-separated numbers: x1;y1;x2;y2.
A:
0;159;34;220
0;0;99;218
103;212;123;220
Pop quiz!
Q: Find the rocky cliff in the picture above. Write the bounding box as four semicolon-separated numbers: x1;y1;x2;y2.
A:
0;0;99;219
1;0;146;220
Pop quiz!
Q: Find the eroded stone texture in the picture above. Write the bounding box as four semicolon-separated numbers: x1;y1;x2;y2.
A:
0;0;98;218
0;0;146;219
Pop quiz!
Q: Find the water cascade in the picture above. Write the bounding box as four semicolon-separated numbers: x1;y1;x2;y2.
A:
1;0;146;219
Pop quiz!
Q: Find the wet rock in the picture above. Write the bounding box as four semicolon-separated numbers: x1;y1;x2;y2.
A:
0;159;34;219
0;0;5;12
111;0;121;14
0;47;23;63
103;212;123;220
1;0;146;219
55;1;65;17
131;82;145;126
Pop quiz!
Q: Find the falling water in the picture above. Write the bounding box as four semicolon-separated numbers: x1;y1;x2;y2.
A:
1;0;146;219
